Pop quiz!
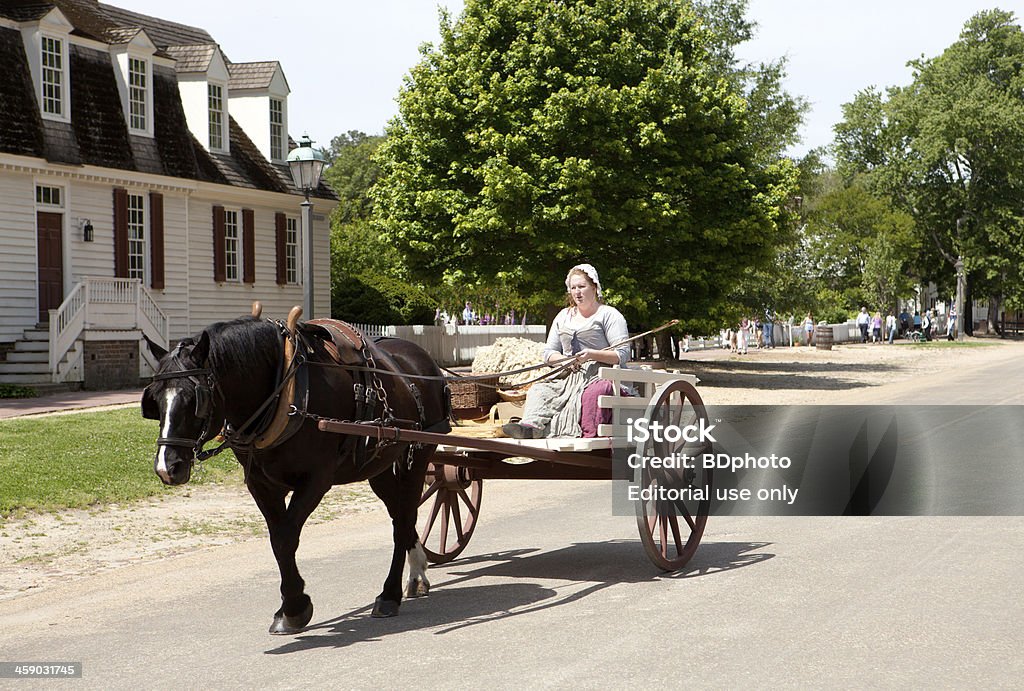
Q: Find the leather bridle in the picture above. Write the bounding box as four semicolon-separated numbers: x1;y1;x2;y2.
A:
146;330;306;464
148;360;219;461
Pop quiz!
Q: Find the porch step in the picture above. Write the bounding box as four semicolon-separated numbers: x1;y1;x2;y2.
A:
0;372;54;385
12;340;49;353
0;361;50;374
21;329;50;342
5;347;49;363
0;326;53;385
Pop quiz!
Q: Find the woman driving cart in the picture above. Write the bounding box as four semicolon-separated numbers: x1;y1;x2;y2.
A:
502;264;630;439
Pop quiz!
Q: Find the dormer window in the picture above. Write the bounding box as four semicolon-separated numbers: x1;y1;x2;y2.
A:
21;8;74;123
110;30;157;137
270;98;284;161
128;57;148;131
40;35;65;118
208;83;225;151
226;60;289;162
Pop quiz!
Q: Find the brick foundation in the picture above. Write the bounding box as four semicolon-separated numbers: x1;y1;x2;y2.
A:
83;340;141;390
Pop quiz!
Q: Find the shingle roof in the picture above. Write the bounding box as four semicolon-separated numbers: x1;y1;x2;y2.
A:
0;27;46;158
68;41;134;169
104;25;140;44
208;115;289;193
0;1;53;22
164;44;217;74
96;3;215;48
44;0;110;41
227;61;280;91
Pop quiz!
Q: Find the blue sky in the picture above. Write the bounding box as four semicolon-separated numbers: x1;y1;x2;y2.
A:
123;0;1024;158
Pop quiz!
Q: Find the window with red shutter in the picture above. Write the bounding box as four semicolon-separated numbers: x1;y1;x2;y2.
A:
212;205;226;283
113;188;129;278
242;208;255;284
149;192;164;290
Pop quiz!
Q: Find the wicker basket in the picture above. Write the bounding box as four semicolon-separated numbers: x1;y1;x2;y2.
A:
449;374;500;409
497;388;528;404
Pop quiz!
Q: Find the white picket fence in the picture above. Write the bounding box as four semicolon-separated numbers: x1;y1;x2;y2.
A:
350;323;547;366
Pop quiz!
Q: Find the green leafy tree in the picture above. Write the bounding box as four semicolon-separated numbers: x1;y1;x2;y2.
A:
325;131;385;225
325;132;439;323
801;177;917;313
833;9;1024;327
728;149;827;325
374;0;802;331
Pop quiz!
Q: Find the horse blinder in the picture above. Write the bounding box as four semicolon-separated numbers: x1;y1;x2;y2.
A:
141;385;160;420
194;382;212;419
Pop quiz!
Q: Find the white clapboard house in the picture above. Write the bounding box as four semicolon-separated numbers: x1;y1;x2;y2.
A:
0;0;337;389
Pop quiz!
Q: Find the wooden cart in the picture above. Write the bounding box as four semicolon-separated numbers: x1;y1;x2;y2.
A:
319;368;712;573
348;367;714;572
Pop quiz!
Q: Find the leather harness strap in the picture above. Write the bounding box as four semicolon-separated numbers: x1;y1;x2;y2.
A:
254;306;303;450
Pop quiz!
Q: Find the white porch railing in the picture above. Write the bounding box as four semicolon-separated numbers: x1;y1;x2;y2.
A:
49;277;169;382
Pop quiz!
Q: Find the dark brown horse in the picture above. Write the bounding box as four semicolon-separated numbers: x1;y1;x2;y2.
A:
142;312;450;634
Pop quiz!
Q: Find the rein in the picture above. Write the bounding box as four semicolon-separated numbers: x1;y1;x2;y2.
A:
155;315;680;463
304;318;681;390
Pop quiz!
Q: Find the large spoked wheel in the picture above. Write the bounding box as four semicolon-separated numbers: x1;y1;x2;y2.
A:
418;462;482;564
634;380;713;571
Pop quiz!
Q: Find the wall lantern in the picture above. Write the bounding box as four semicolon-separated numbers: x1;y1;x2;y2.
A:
80;218;94;242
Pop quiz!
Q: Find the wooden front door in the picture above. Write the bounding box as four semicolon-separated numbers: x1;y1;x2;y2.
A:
37;211;64;323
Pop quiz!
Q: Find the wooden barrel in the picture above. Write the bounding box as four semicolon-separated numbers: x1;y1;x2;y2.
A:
815;324;834;350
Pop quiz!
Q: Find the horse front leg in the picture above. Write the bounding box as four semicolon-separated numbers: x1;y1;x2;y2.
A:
248;474;328;634
367;451;431;617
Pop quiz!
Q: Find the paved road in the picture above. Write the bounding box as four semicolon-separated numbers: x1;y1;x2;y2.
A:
1;346;1022;687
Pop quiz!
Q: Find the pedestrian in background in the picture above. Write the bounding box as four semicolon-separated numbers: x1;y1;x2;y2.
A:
803;312;815;347
763;309;775;348
886;312;897;344
737;317;749;354
856;306;870;343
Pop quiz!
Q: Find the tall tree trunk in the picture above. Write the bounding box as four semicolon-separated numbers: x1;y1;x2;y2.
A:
988;296;1002;336
655;332;673;361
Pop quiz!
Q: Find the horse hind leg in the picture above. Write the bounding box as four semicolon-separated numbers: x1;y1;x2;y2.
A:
405;540;430;598
368;470;409;618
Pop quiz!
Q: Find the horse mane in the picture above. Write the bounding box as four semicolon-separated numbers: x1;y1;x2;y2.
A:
205;316;282;376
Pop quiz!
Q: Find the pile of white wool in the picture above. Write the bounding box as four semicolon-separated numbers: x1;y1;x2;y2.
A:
471;338;546;386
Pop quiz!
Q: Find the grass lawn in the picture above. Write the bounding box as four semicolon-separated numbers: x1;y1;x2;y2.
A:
0;408;240;518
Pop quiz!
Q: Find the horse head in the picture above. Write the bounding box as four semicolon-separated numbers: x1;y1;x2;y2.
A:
142;330;219;485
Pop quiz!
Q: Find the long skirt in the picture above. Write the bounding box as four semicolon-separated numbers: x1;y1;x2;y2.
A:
520;362;602;438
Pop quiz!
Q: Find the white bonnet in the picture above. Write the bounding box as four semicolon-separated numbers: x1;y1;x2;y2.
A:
565;263;602;297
